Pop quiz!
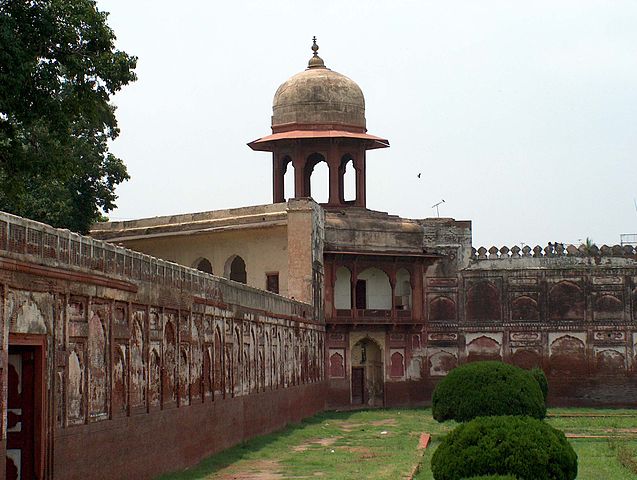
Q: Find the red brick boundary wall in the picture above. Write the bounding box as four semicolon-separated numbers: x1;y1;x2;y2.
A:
0;212;325;479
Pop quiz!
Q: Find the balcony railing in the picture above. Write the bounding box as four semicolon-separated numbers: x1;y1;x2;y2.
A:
330;308;414;323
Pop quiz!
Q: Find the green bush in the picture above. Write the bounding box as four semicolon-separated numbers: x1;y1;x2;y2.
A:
530;367;549;401
432;361;546;422
431;416;577;480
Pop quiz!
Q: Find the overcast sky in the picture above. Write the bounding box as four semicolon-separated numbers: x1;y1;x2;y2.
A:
97;0;636;248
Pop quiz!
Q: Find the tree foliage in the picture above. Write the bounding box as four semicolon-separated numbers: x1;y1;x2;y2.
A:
0;0;136;233
431;416;577;480
432;361;546;422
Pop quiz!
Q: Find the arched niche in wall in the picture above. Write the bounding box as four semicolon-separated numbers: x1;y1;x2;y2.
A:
594;294;624;320
549;281;585;321
511;349;542;370
466;281;501;321
112;345;127;416
596;349;626;373
466;335;501;363
306;152;329;204
549;335;586;375
395;268;412;310
225;255;247;284
163;321;177;404
428;350;457;377
356;267;392;310
511;295;539;321
334;266;352;310
194;257;213;274
429;296;456;322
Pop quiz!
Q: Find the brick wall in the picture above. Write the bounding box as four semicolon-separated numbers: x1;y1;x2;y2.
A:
0;212;325;479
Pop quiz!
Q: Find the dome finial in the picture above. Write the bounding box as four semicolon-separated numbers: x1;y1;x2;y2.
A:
308;36;325;69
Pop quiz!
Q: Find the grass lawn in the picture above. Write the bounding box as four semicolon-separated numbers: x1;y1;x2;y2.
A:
158;408;637;479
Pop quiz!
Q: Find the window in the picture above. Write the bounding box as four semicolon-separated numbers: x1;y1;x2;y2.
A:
195;258;213;274
228;255;247;284
266;272;279;294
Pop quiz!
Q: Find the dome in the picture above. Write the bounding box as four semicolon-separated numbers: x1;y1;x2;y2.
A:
271;40;366;132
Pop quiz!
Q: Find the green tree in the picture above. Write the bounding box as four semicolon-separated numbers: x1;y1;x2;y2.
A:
0;0;136;233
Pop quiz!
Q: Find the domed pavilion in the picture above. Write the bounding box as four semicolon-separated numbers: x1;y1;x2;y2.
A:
249;37;389;207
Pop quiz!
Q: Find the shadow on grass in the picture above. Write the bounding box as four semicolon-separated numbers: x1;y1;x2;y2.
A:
156;409;381;480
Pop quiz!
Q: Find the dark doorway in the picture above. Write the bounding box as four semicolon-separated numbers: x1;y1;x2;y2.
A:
355;280;367;309
230;256;247;284
7;345;38;480
351;367;365;405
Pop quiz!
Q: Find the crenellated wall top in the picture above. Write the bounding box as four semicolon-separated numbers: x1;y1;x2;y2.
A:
0;211;314;321
470;242;637;263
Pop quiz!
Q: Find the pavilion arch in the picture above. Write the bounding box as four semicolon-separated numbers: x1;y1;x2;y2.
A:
334;266;352;310
339;153;356;203
306;152;329;204
356;267;392;310
395;268;412;310
224;254;247;284
193;257;213;274
282;155;295;200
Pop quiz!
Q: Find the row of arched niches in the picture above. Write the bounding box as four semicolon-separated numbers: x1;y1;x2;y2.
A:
430;278;637;322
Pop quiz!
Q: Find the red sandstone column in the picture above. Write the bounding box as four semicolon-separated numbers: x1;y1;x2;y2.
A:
412;262;424;322
327;142;340;206
355;150;366;207
292;155;305;199
273;154;285;203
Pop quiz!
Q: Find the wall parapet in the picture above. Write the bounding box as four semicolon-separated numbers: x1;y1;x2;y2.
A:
471;243;637;261
0;211;313;320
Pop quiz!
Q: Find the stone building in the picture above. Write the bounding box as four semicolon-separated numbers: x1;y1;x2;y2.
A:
92;39;637;410
2;39;637;479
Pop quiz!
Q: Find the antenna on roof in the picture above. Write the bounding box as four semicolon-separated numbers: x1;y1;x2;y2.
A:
431;199;445;218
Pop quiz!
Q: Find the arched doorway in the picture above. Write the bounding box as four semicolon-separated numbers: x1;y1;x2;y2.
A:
351;337;383;406
225;255;247;284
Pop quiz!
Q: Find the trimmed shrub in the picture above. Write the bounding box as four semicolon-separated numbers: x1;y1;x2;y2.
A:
431;416;577;480
530;367;549;401
432;361;546;422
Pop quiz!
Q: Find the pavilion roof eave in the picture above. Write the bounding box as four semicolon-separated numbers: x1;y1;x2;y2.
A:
247;129;390;151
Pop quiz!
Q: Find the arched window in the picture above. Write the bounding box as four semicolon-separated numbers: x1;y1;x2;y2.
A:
283;155;295;200
340;154;356;202
306;153;329;204
194;258;213;274
228;256;247;284
334;266;352;310
356;267;392;310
